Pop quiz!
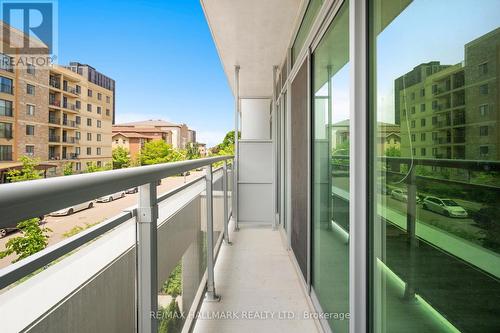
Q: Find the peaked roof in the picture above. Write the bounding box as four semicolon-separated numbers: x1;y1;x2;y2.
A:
112;132;158;139
115;119;182;127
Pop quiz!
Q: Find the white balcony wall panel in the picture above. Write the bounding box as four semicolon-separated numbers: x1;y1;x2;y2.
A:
241;98;271;140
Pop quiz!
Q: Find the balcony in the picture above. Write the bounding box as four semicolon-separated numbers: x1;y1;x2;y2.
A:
62;119;77;128
0;157;320;333
49;79;61;89
48;135;60;143
63;103;77;111
62;136;77;144
64;86;78;95
49;100;61;107
48;117;60;125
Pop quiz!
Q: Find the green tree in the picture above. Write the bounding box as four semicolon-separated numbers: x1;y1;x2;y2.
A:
140;140;184;165
1;156;51;262
85;162;112;173
112;146;131;169
63;162;74;176
7;156;43;181
186;142;201;160
0;218;51;262
385;146;401;157
162;263;182;297
158;300;184;333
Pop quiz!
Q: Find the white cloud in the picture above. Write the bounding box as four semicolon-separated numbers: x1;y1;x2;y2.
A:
196;130;227;147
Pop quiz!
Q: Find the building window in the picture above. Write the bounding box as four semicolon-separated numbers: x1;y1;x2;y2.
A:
420;88;425;97
115;139;119;144
420;118;426;127
0;145;12;160
432;116;437;125
97;93;102;100
27;63;35;75
420;104;426;112
87;104;92;112
76;100;81;109
75;162;81;171
411;120;415;128
421;148;426;156
411;134;416;142
479;104;489;116
0;122;13;138
76;131;81;140
97;120;102;128
106;109;110;116
432;100;438;110
76;147;81;155
97;160;102;167
432;132;438;141
421;133;426;141
25;145;34;156
76;116;81;125
411;106;415;114
432;84;437;94
26;124;35;135
432;148;438;156
87;147;91;155
97;147;101;155
122;139;127;144
106;96;110;103
97;133;101;141
479;146;489;158
412;148;416;156
26;104;35;116
0;99;13;116
0;54;13;72
27;84;35;95
76;85;81;94
479;84;489;95
88;89;93;97
0;76;13;94
479;126;488;136
479;62;488;75
97;106;101;114
87;118;92;126
87;132;92;141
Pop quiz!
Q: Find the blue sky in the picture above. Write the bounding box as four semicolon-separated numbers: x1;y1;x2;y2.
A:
55;0;233;147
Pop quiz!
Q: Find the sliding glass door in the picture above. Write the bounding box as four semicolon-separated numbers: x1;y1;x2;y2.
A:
311;2;350;332
369;0;500;332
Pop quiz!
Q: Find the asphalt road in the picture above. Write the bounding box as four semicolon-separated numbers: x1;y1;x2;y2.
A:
0;171;204;269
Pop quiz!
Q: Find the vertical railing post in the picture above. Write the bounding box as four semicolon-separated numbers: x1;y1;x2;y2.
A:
223;160;231;245
234;65;240;231
136;182;158;333
404;165;417;300
205;164;220;302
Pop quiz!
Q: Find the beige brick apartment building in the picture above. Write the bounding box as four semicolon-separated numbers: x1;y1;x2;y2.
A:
0;23;115;181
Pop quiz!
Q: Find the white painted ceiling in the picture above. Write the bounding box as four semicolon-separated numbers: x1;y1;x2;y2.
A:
201;0;303;97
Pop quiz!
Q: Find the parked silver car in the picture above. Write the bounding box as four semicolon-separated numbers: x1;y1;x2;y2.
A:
49;201;94;216
391;189;408;202
96;191;126;203
422;196;468;218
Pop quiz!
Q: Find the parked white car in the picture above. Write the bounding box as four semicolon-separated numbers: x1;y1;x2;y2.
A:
422;196;468;218
391;189;408;202
49;201;94;216
96;191;126;203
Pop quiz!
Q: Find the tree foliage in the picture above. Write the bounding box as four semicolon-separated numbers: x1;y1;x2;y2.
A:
385;146;401;157
0;218;51;262
158;300;184;333
1;156;51;262
63;162;74;176
186;142;201;160
112;146;131;169
85;162;112;173
140;140;184;165
162;263;182;297
7;156;43;182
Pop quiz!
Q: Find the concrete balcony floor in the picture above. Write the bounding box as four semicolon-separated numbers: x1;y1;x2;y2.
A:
193;224;321;333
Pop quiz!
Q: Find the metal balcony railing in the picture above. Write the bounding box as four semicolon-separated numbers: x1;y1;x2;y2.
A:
49;100;61;107
49;117;60;125
49;79;60;89
0;155;233;333
48;135;60;143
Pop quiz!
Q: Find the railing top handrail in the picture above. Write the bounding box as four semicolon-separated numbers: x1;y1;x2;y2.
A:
0;155;233;227
332;155;500;171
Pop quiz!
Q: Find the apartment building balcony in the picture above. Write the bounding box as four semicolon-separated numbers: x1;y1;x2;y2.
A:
48;117;60;125
48;135;60;143
62;119;77;128
63;102;77;111
49;79;61;90
62;136;77;144
64;85;79;96
49;100;61;107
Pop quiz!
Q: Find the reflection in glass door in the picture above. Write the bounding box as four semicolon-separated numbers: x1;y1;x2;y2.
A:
370;0;500;332
311;2;350;332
